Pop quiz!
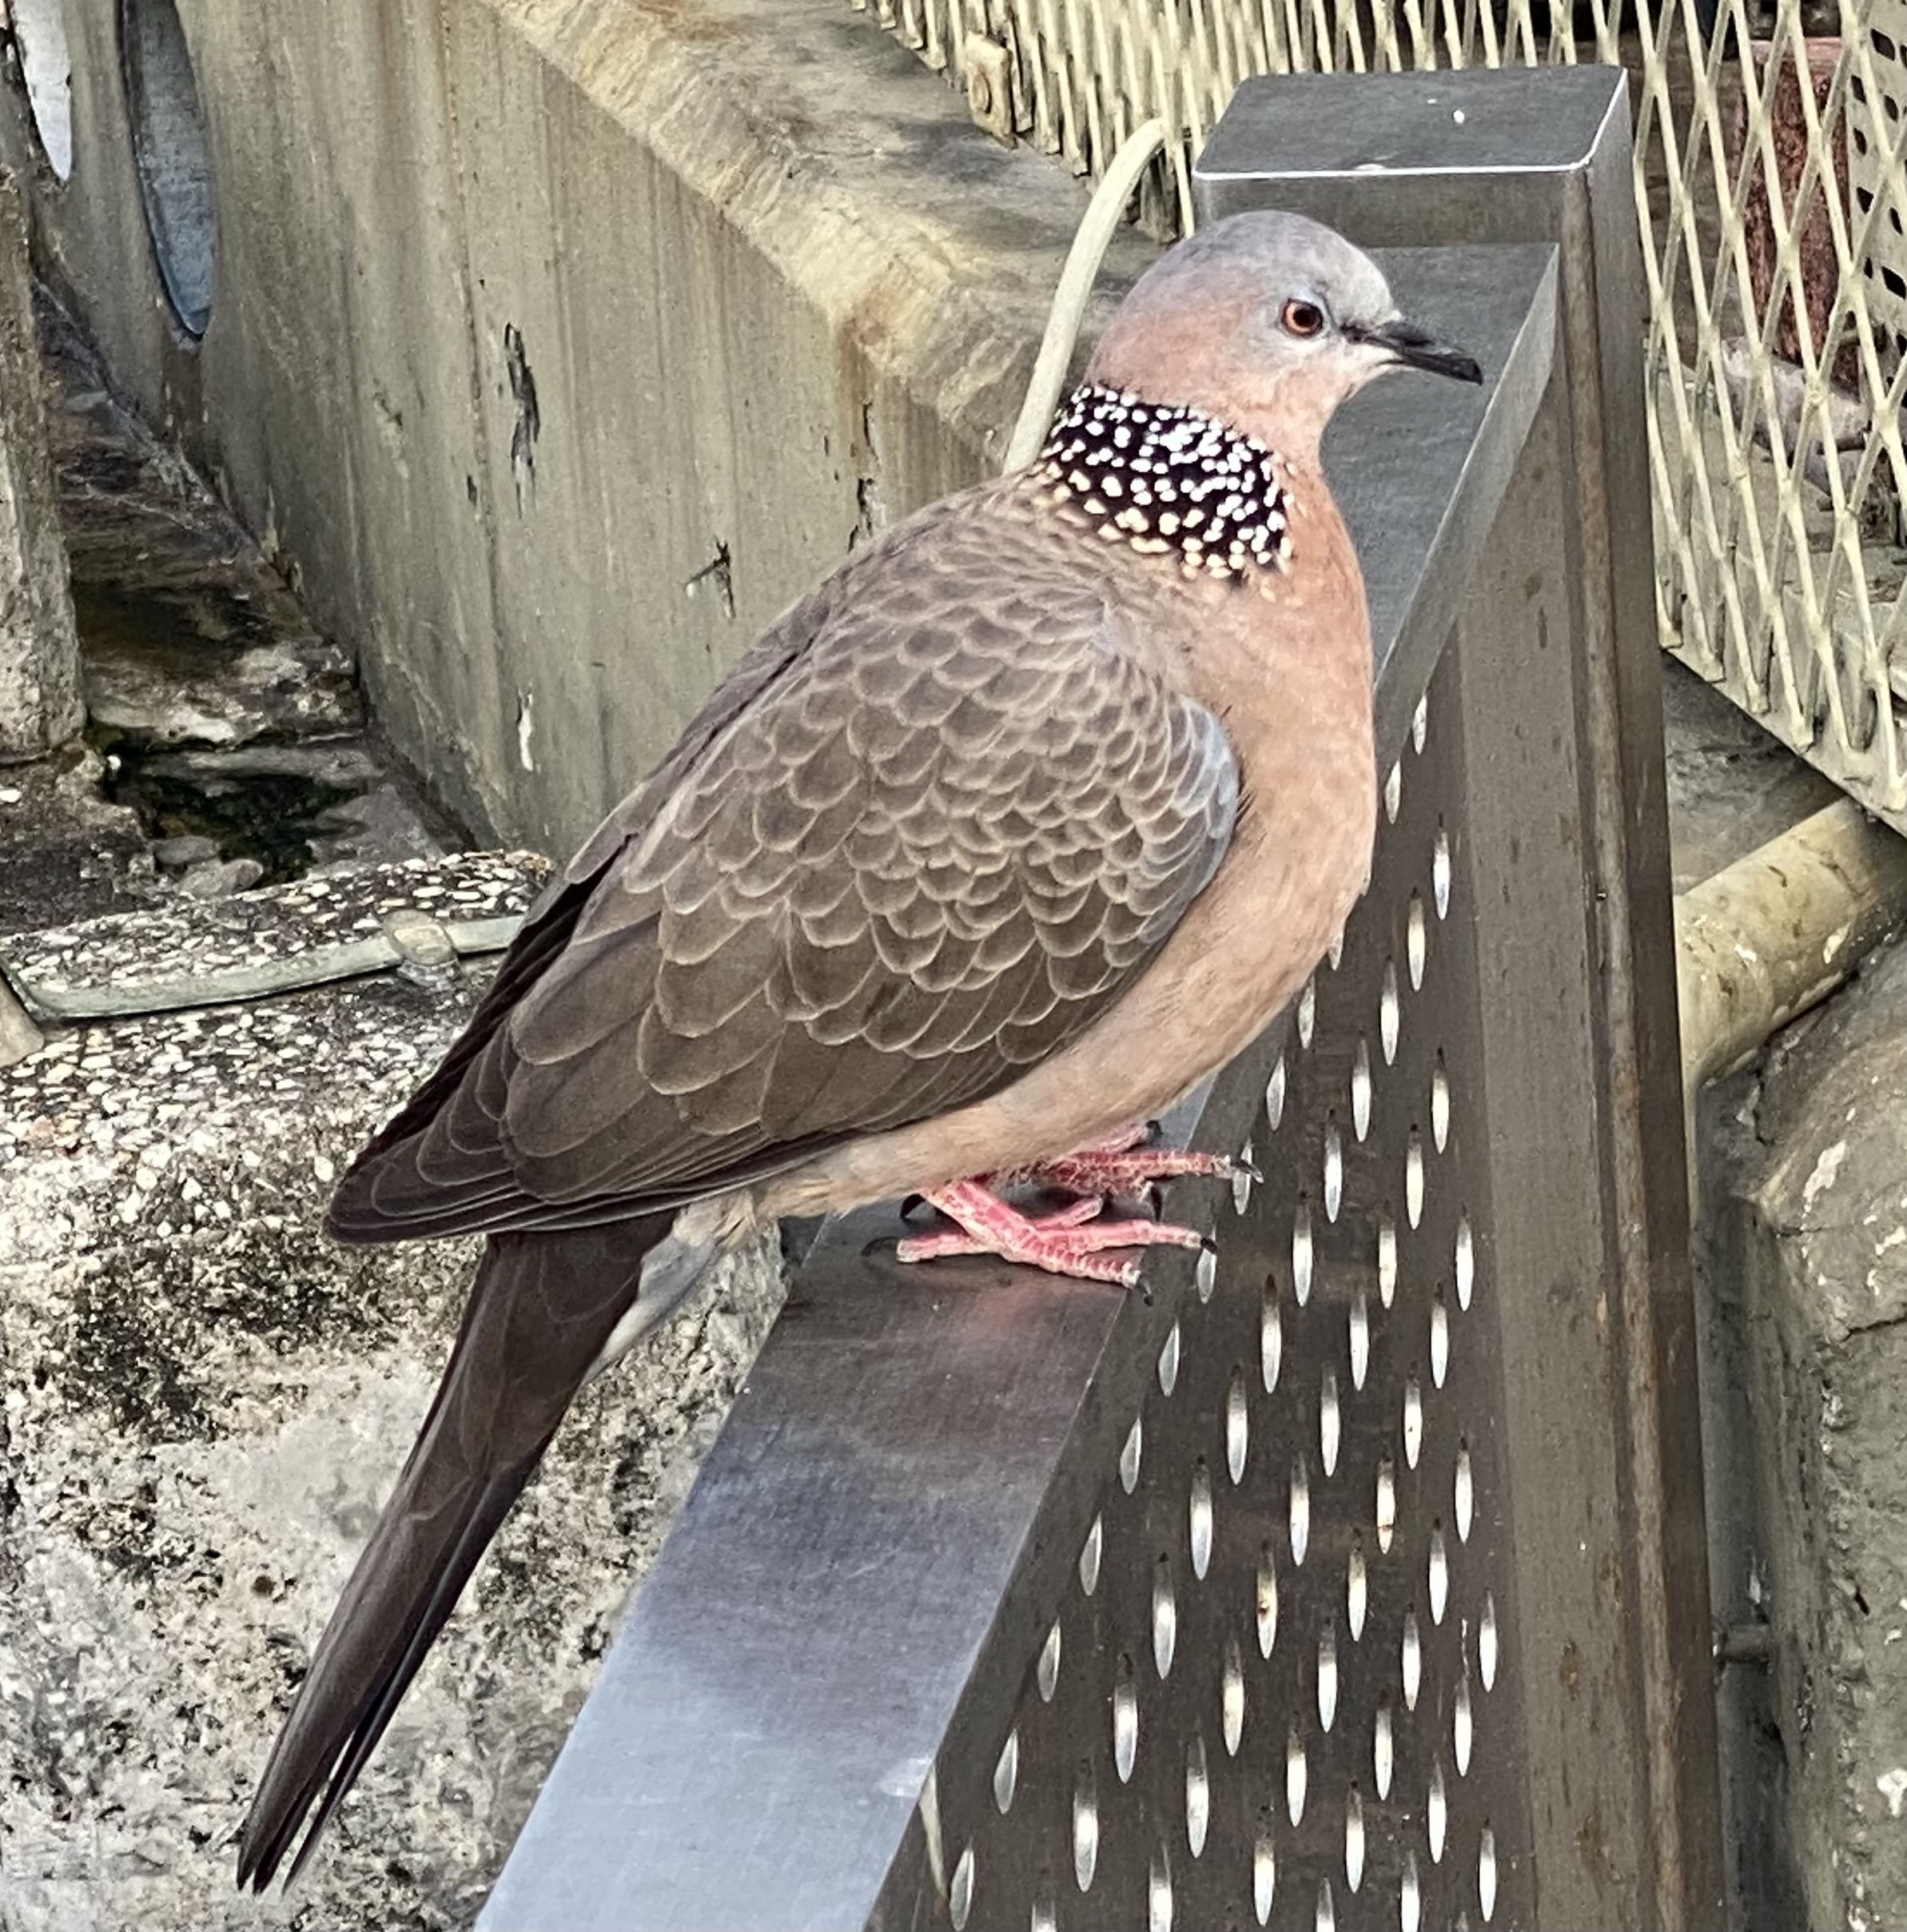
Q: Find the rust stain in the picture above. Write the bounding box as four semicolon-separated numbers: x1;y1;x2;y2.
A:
1729;41;1856;389
1559;1639;1583;1697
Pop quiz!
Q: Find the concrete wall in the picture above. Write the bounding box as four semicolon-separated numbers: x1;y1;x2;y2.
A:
0;166;81;761
1696;941;1907;1932
1;0;1149;854
1659;661;1907;1932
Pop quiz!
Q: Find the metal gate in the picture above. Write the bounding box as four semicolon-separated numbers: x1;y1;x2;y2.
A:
478;70;1722;1932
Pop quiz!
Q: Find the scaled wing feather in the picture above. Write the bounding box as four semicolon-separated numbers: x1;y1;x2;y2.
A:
329;496;1238;1241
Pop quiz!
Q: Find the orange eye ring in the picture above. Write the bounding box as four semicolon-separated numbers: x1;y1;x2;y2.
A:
1280;298;1326;339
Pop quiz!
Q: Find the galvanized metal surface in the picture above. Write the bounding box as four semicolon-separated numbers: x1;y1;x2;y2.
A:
847;0;1907;840
1200;74;1724;1926
479;241;1568;1932
906;635;1528;1932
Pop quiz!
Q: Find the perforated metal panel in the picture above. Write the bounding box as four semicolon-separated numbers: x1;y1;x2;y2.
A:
928;647;1523;1932
1851;0;1907;365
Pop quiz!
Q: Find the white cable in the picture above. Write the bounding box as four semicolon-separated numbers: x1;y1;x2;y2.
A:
1003;119;1172;473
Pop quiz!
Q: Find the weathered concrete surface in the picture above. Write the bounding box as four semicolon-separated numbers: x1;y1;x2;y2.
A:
0;855;785;1931
1661;656;1841;894
1651;657;1901;1930
0;724;459;934
2;0;1150;854
32;289;358;751
0;285;458;908
1695;931;1907;1932
0;745;153;934
0;169;80;762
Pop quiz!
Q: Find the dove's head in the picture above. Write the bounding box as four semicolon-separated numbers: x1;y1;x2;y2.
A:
1085;211;1481;461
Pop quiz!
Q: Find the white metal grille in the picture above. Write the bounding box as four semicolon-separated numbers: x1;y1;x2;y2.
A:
850;0;1907;831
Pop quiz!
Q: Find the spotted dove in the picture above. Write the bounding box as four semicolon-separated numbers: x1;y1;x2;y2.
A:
237;209;1480;1888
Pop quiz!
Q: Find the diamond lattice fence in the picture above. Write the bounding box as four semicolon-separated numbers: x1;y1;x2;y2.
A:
850;0;1907;827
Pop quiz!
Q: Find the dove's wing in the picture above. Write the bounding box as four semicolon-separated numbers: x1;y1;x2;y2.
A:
329;492;1238;1241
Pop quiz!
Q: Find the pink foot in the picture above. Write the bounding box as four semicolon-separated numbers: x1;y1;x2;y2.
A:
1006;1146;1246;1197
895;1178;1208;1289
991;1121;1254;1202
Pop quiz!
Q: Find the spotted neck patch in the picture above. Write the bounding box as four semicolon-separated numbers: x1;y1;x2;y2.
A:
1035;384;1292;579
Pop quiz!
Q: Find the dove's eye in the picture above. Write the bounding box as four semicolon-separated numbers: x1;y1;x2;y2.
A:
1280;299;1326;339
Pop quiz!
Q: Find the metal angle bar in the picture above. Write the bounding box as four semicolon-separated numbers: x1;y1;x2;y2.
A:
476;244;1555;1932
1334;243;1556;764
1192;66;1631;216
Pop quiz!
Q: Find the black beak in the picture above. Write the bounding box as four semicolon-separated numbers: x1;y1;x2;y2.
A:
1352;317;1484;385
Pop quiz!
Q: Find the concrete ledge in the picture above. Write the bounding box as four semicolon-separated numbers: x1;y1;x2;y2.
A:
3;0;1153;854
0;856;783;1930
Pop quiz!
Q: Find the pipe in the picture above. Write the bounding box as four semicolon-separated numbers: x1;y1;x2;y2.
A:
1676;798;1907;1091
1002;119;1169;474
1;911;524;1024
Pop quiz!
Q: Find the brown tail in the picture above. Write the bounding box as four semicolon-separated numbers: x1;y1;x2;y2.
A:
236;1217;669;1890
